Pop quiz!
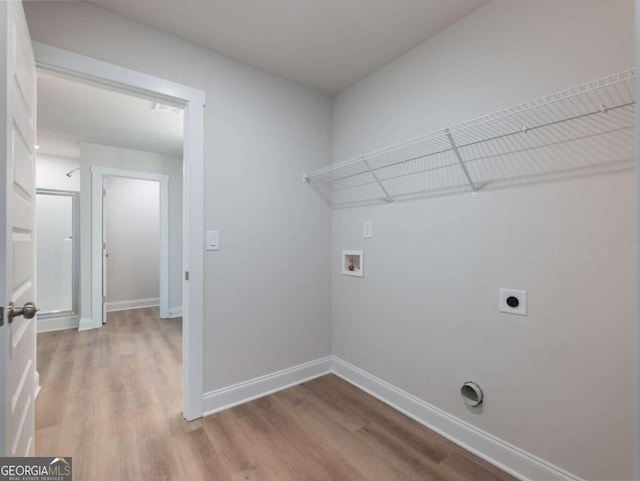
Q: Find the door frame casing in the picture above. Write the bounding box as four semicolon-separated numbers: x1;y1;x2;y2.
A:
91;168;170;322
33;42;205;420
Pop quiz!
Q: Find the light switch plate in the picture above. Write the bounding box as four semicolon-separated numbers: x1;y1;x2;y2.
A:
363;220;372;239
206;230;220;251
499;288;527;316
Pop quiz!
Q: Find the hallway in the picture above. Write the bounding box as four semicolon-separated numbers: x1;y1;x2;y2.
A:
36;308;188;480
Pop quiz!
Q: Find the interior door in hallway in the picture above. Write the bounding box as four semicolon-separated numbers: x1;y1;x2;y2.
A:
0;0;38;456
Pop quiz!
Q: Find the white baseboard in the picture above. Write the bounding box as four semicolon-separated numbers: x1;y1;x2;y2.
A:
78;317;100;331
36;316;79;333
106;297;159;312
332;357;582;481
168;307;183;318
202;356;333;416
201;355;582;481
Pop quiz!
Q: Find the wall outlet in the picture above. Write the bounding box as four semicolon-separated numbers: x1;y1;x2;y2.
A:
363;220;372;239
499;288;527;316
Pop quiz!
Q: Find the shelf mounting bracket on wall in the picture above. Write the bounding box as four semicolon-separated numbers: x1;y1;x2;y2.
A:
445;128;477;196
304;173;332;207
363;157;394;203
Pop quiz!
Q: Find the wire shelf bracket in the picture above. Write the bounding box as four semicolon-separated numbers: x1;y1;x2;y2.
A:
303;69;637;208
363;157;394;203
445;128;478;196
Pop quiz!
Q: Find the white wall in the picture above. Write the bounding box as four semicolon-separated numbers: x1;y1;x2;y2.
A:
331;1;635;480
35;154;80;191
103;176;160;306
78;142;182;316
25;1;334;393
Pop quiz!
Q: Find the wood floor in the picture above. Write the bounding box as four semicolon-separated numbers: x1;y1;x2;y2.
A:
36;307;517;481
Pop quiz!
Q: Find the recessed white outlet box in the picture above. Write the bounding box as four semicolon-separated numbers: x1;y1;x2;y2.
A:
363;220;372;239
499;288;527;315
342;250;363;277
206;230;220;251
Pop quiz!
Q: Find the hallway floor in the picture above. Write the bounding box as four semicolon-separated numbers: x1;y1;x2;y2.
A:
36;307;516;481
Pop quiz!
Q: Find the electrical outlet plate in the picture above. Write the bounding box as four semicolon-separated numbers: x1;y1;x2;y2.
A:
499;288;527;316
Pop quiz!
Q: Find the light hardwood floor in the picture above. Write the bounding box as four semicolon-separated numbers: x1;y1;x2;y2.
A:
36;307;517;481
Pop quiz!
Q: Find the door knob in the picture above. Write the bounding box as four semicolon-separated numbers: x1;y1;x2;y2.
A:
8;302;39;323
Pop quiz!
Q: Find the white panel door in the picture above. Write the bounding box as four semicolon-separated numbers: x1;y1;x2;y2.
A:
0;1;37;457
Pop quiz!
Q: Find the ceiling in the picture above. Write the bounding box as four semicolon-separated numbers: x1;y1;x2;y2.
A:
37;72;184;158
86;0;488;95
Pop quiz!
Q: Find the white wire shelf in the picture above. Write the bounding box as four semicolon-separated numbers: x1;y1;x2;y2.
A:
304;69;637;208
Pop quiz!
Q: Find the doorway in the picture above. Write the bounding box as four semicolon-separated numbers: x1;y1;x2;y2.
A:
92;169;171;325
34;42;205;420
35;189;79;331
103;176;160;320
